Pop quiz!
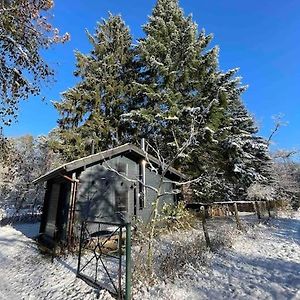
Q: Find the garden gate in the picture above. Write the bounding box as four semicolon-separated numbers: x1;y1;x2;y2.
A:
77;220;131;299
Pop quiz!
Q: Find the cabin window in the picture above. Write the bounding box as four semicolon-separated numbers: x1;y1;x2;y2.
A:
113;162;128;212
116;162;127;175
139;189;145;210
115;189;128;212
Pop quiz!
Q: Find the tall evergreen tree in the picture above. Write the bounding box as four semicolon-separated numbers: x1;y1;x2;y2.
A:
53;14;136;161
126;0;272;201
220;97;272;200
123;0;221;155
191;71;272;202
52;0;272;203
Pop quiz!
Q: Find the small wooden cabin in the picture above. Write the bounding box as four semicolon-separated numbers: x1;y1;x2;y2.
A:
33;143;185;247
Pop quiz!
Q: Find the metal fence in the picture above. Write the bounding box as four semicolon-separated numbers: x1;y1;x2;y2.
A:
0;211;41;226
77;220;131;299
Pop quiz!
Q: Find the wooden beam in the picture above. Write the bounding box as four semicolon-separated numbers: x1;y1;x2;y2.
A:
201;206;211;249
233;202;242;230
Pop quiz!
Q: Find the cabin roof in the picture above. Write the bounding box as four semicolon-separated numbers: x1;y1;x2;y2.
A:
33;143;186;184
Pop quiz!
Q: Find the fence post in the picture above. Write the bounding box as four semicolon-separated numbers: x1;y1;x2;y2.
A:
125;223;132;300
201;206;211;249
254;201;261;220
266;201;272;218
118;226;123;300
233;202;242;230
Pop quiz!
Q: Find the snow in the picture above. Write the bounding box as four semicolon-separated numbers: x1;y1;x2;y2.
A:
0;224;114;300
0;212;299;299
135;211;300;300
12;222;40;238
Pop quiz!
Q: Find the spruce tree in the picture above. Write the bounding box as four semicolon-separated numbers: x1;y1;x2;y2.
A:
53;14;136;161
212;70;271;200
133;0;272;201
123;0;221;159
52;0;273;203
191;70;272;202
221;96;272;200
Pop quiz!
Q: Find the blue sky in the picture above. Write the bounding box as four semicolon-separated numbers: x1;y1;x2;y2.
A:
4;0;300;151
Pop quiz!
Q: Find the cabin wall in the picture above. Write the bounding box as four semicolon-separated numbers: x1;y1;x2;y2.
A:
56;181;71;241
137;168;175;221
75;156;138;225
75;155;176;225
44;182;60;237
40;180;53;235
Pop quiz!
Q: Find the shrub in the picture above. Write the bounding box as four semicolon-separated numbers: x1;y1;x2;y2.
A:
210;225;237;250
159;233;209;280
160;201;197;232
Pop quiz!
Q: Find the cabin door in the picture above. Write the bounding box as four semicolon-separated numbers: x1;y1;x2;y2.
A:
44;182;60;237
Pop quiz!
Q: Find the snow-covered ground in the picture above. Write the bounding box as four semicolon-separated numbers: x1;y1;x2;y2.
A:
0;211;299;300
136;211;300;300
0;224;113;300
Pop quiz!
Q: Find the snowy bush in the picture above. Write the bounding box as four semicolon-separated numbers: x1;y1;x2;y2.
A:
210;225;237;250
160;201;197;232
132;221;238;287
131;202;196;248
159;234;209;280
131;233;207;286
131;201;199;285
247;183;275;201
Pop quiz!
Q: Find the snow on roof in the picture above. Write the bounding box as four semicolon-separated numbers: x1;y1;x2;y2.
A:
33;143;186;184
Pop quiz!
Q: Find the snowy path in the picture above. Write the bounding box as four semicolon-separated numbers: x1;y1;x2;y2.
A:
138;212;300;300
0;226;113;300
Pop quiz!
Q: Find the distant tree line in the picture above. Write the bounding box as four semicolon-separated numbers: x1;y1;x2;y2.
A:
0;133;61;214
